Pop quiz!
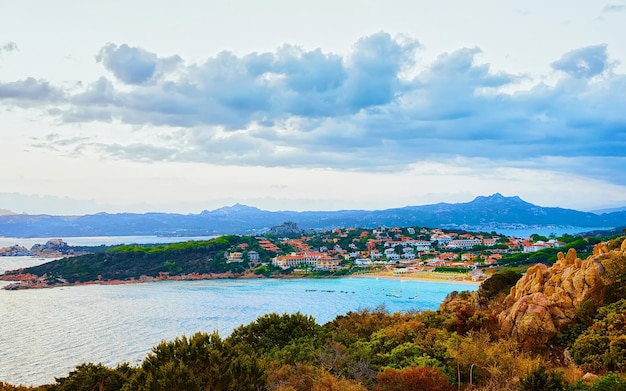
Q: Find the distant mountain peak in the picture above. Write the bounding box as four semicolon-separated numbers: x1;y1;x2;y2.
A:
202;203;263;215
0;209;17;216
471;193;524;203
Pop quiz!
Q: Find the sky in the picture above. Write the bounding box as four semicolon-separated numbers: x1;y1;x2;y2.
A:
1;0;625;215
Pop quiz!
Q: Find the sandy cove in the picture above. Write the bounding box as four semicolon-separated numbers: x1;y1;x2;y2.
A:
352;270;481;285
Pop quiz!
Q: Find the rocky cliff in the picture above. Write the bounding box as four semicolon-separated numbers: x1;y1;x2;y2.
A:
498;240;626;348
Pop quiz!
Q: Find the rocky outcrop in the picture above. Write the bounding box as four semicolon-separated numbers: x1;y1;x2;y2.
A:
0;245;32;256
498;245;615;348
266;222;310;237
0;239;76;258
30;239;72;257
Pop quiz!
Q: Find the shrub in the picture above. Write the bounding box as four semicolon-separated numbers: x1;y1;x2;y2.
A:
519;364;564;391
373;366;454;391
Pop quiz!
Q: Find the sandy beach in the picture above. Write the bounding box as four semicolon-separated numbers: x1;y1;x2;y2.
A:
354;270;481;285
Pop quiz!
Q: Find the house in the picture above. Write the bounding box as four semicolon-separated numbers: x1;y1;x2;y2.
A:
431;234;452;246
370;249;382;259
482;238;497;247
461;253;477;261
227;252;243;263
316;257;342;271
386;252;400;260
438;252;457;261
247;250;260;264
406;240;432;252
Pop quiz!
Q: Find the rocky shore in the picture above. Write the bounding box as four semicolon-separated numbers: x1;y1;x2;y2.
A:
0;270;265;290
0;239;81;258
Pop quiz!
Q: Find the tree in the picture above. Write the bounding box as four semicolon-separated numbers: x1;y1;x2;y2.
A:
227;312;323;355
123;332;267;391
52;363;134;391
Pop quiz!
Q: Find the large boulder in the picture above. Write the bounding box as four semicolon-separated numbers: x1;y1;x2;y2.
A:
498;246;612;348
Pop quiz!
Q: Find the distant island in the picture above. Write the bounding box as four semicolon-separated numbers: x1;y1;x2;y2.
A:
0;239;86;257
0;193;624;237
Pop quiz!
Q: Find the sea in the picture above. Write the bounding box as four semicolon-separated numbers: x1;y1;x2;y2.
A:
0;236;476;386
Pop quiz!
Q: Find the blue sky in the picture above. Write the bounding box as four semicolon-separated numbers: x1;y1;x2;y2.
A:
1;0;625;214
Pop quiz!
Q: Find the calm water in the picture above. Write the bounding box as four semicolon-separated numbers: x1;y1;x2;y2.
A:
0;235;217;248
488;226;609;238
0;275;475;386
0;256;56;274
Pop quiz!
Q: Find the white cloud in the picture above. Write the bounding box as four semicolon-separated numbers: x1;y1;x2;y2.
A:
1;1;625;214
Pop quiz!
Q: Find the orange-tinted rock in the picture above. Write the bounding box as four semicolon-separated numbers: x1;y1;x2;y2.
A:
497;243;619;348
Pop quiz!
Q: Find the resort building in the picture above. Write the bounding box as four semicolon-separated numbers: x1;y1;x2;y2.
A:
272;251;341;270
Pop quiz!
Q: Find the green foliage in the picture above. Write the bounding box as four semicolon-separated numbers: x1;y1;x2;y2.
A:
600;247;626;303
553;322;588;350
588;373;626;391
519;364;565;391
125;331;266;391
52;362;135;391
566;374;626;391
325;307;394;346
227;312;323;355
433;267;468;273
24;235;250;282
571;299;626;373
0;383;50;391
530;234;550;242
477;270;522;302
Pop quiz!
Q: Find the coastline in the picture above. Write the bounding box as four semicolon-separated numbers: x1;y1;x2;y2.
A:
1;269;482;290
352;270;481;285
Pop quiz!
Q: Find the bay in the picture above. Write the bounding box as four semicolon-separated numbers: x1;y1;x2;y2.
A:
0;277;476;386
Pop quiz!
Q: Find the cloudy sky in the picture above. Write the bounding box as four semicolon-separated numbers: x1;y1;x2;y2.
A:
1;1;625;215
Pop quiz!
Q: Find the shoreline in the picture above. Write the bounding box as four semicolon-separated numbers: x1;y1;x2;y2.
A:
352;271;481;285
1;269;482;290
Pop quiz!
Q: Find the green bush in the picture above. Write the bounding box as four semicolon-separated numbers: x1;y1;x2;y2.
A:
519;365;564;391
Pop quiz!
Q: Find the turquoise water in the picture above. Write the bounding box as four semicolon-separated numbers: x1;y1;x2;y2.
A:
0;277;475;386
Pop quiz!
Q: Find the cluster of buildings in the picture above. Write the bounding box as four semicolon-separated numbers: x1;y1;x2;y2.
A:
268;227;524;274
222;226;567;279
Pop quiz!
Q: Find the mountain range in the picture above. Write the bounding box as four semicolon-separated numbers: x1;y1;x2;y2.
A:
0;193;624;238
